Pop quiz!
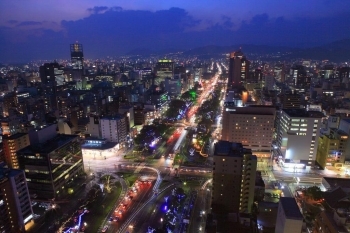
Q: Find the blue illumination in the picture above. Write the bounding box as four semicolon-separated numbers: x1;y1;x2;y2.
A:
63;210;87;233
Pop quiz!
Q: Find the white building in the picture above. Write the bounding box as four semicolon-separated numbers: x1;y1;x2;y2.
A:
275;197;303;233
277;109;324;167
100;115;128;144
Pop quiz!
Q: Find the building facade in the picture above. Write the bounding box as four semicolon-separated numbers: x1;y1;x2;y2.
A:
276;109;324;167
100;115;128;144
0;165;34;233
228;51;250;86
221;106;276;159
212;141;257;216
3;133;30;169
275;197;303;233
17;134;84;199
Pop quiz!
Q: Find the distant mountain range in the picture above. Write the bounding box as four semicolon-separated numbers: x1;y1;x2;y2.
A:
126;39;350;62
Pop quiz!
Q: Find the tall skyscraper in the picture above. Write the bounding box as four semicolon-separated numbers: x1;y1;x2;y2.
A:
212;141;257;216
155;59;174;85
228;50;250;86
70;43;84;71
0;164;34;233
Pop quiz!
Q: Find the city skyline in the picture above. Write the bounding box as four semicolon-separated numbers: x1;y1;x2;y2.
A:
2;0;350;62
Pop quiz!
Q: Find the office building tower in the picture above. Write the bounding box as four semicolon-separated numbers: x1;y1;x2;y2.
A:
155;59;174;84
276;109;324;167
221;106;276;159
70;43;84;71
0;164;34;233
337;67;350;84
254;68;263;82
212;141;257;216
100;115;128;144
194;67;202;82
17;134;84;199
280;91;301;109
320;65;335;79
275;197;303;233
290;65;310;88
3;92;16;117
39;62;65;86
228;50;250;86
3;133;30;169
164;77;182;98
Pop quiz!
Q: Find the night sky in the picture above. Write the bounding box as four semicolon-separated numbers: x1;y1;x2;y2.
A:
1;0;350;62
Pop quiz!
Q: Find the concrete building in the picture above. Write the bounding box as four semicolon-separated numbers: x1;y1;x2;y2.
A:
212;141;257;217
228;50;250;86
221;106;276;159
3;133;30;169
276;109;324;167
275;197;303;233
316;128;349;169
280;91;301;109
100;115;128;144
87;115;101;138
17;134;84;199
164;77;182;98
0;164;34;232
118;105;134;128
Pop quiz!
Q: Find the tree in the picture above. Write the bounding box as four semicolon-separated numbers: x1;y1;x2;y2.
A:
304;186;323;201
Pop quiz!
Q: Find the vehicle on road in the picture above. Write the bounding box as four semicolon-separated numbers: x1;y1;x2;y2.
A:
101;225;109;232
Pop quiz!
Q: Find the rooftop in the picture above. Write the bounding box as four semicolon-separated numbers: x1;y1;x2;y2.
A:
283;109;325;118
214;140;254;158
342;118;350;124
280;197;303;220
18;134;78;154
3;133;28;140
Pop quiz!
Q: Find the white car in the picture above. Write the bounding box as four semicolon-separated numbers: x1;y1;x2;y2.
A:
102;225;109;232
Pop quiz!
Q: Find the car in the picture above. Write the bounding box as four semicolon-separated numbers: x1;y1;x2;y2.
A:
108;216;113;222
113;217;119;222
101;225;109;232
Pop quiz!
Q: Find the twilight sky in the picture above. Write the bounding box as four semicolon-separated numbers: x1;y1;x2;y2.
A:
1;0;350;62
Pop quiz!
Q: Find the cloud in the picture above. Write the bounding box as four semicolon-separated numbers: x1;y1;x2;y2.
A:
87;6;109;14
7;20;18;25
1;6;350;62
17;21;42;26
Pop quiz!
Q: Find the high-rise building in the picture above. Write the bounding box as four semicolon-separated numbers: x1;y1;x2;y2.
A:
70;43;84;71
3;133;30;169
228;50;250;86
0;164;34;233
39;62;65;86
320;65;335;79
212;141;257;216
17;134;84;199
276;109;324;167
221;106;276;159
275;197;303;233
155;59;174;84
100;115;128;144
280;91;301;109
